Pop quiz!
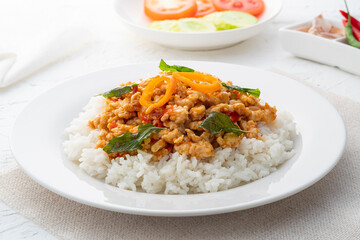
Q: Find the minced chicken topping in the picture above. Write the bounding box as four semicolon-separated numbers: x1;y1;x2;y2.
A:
89;68;277;161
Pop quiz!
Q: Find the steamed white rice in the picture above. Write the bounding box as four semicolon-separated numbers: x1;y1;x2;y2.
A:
63;96;296;194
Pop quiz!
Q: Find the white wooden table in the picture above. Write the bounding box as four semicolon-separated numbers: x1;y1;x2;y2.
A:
1;0;359;239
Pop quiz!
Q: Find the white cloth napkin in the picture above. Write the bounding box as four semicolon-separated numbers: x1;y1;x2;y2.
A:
0;27;92;88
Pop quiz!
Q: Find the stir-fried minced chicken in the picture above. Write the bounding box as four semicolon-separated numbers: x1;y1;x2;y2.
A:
89;72;277;161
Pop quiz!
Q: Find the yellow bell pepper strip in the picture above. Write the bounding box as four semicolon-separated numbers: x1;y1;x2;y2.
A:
172;72;221;93
139;76;177;114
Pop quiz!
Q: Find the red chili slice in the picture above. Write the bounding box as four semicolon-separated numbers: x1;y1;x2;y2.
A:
109;122;118;129
132;85;138;94
221;110;240;123
230;112;240;123
151;108;165;119
167;144;173;153
138;112;152;123
109;97;119;102
155;121;164;128
159;106;174;119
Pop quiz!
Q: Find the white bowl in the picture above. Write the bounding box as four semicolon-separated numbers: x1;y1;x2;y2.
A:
279;18;360;76
114;0;283;50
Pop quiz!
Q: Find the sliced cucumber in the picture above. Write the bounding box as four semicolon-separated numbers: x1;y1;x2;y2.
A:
147;11;257;32
204;11;258;31
148;20;177;31
169;18;217;32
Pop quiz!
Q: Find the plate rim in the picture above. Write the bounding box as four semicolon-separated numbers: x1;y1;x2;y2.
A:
10;61;347;216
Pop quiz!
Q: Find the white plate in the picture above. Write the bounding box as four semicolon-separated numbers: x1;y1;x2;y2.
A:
11;61;346;217
114;0;283;50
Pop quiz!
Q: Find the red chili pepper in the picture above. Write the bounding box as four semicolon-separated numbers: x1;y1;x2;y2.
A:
150;138;157;144
166;144;173;153
155;121;164;128
109;97;119;102
340;10;360;30
132;85;138;94
342;19;360;41
229;112;240;123
138;112;152;123
109;122;118;129
139;106;175;124
159;106;174;119
220;110;239;123
151;108;165;119
221;110;231;115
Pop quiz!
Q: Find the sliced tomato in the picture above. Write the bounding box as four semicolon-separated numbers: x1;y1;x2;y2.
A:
144;0;198;20
195;0;216;17
211;0;265;16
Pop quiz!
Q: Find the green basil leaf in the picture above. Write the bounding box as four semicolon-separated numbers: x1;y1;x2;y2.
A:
199;112;245;136
222;83;260;98
100;84;138;98
103;124;164;153
159;59;195;72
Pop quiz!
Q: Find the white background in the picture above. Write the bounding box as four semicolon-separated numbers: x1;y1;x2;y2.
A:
1;0;359;239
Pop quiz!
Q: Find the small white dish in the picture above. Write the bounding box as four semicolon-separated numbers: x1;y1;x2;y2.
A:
114;0;283;50
279;18;360;76
11;61;346;216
